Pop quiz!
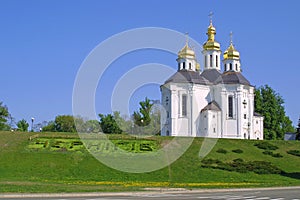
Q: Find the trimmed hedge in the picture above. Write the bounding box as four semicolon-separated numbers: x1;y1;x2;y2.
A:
255;142;279;150
216;148;227;154
287;150;300;157
201;158;282;174
263;150;283;158
232;149;243;154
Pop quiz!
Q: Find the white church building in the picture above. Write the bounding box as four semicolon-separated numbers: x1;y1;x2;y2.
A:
160;20;264;140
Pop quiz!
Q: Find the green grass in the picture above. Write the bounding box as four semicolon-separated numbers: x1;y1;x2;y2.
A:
0;131;300;193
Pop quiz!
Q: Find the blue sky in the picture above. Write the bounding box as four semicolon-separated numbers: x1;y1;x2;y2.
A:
0;0;299;126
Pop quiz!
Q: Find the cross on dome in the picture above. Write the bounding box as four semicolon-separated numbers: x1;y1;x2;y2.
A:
185;32;189;46
209;11;214;24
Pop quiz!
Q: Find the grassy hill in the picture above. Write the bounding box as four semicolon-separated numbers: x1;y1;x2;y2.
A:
0;131;299;193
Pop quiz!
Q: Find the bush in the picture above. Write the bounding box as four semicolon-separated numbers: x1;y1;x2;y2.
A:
263;150;283;158
233;158;244;163
201;158;282;174
201;159;223;165
287;150;300;157
232;149;243;154
262;150;273;155
216;148;227;154
255;142;279;150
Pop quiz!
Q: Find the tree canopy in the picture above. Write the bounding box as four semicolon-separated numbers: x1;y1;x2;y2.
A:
132;97;161;135
296;117;300;140
133;97;153;127
98;113;122;134
254;85;294;140
0;102;10;131
17;119;29;132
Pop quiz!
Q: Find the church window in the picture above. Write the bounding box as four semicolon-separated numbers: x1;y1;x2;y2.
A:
244;114;247;119
213;128;216;133
230;63;233;71
210;55;212;67
189;63;192;69
182;95;187;116
236;64;238;71
216;55;218;67
183;62;186;69
167;111;169;118
224;64;227;71
228;96;233;118
256;120;258;124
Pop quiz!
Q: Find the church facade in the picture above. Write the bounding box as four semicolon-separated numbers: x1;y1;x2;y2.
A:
160;20;264;140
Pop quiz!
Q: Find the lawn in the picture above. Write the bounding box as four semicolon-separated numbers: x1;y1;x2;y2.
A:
0;131;299;193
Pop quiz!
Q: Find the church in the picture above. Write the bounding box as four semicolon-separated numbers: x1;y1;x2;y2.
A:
160;19;264;140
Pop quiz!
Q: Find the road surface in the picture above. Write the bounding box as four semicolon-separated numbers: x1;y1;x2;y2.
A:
0;187;299;200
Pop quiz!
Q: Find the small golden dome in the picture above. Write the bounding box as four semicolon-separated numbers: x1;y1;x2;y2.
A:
203;22;220;51
223;44;240;60
223;33;240;60
196;62;200;71
178;43;195;59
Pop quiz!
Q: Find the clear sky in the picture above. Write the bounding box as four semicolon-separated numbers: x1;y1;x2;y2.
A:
0;0;299;127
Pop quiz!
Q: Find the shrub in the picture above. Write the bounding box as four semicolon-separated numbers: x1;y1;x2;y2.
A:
201;158;282;174
233;158;244;163
263;150;283;158
216;148;227;154
287;150;300;157
232;149;243;154
255;142;278;150
201;159;223;165
263;150;273;155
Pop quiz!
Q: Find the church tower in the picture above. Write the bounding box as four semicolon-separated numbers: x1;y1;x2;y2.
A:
176;35;200;72
202;16;221;71
223;33;241;72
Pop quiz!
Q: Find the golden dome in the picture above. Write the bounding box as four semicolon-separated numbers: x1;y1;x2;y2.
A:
223;33;240;60
203;22;220;51
196;62;200;71
178;43;195;59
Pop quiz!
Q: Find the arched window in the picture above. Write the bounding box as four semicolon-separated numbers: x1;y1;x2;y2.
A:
229;63;233;71
210;55;212;67
182;95;187;116
189;63;192;69
216;55;218;67
236;64;238;71
228;96;233;118
183;62;185;69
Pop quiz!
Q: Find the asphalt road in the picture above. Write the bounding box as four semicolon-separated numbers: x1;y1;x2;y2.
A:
0;187;299;200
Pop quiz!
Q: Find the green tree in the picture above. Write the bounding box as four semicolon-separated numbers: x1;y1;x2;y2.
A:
254;85;295;140
17;119;29;132
133;97;153;126
296;117;300;140
132;98;161;135
54;115;76;132
0;102;10;131
42;121;56;132
113;111;132;133
98;113;122;134
84;120;101;133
